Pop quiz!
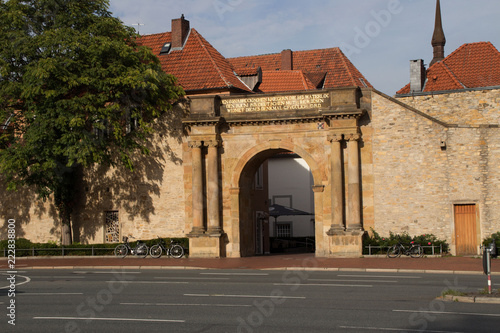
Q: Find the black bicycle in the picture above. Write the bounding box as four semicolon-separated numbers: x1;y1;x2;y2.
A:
149;236;185;259
387;239;423;258
114;235;149;258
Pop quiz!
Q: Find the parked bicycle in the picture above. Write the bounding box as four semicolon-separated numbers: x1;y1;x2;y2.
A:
149;236;185;258
114;235;149;258
387;238;423;258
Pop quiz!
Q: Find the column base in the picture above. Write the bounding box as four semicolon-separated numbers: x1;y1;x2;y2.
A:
188;234;222;258
326;231;365;257
346;224;363;232
206;227;223;237
187;227;206;237
326;225;346;236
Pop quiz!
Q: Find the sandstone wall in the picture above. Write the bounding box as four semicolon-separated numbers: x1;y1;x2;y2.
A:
0;105;187;244
373;90;500;252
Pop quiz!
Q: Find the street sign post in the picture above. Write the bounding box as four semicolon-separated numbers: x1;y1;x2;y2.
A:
483;242;497;294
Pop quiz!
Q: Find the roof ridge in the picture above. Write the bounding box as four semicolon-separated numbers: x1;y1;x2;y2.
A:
227;46;343;60
191;28;232;88
140;31;171;38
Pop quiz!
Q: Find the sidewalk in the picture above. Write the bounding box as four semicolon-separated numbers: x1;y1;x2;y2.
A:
2;254;499;274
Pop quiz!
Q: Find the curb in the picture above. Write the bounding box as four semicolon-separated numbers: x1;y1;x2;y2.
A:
440;295;500;304
4;266;498;275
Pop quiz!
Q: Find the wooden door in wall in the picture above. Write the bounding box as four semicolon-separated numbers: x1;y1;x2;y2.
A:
454;204;478;255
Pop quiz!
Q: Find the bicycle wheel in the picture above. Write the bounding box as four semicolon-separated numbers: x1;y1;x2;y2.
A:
136;244;149;258
410;245;424;258
170;244;184;259
114;244;128;258
387;245;401;258
150;245;163;258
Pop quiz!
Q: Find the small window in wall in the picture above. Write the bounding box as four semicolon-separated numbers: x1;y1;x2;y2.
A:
105;211;120;243
276;222;292;238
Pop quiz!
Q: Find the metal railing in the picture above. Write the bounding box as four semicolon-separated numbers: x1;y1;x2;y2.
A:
364;244;443;256
272;238;315;252
2;246;115;257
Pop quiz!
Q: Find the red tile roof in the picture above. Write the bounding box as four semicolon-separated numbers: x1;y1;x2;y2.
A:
397;42;500;94
138;29;251;93
257;71;317;93
229;48;373;89
138;22;372;94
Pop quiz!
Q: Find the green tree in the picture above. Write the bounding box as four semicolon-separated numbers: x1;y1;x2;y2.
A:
0;0;184;244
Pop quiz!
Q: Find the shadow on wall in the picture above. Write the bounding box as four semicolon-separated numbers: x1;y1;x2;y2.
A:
0;178;59;241
73;102;188;244
0;102;187;244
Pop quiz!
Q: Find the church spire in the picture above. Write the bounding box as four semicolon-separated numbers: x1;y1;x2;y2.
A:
430;0;446;66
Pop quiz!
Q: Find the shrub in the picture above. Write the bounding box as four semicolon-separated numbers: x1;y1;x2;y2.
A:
482;232;500;249
363;229;449;255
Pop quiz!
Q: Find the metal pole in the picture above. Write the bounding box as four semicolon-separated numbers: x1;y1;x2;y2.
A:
487;250;492;294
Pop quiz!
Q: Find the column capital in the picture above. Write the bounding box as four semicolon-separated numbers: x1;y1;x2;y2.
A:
188;140;203;149
346;133;361;141
312;185;325;193
327;134;343;142
229;187;240;195
206;140;220;148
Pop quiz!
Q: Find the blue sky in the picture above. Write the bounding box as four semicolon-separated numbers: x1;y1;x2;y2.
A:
109;0;500;95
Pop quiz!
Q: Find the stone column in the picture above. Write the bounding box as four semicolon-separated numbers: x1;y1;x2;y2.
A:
206;140;221;235
189;141;205;235
327;134;344;235
346;133;362;231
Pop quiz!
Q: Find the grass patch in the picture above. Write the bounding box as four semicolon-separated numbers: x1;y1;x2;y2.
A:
441;289;466;297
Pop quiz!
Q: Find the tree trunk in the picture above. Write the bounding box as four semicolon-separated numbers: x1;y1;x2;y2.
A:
60;202;73;245
61;221;72;245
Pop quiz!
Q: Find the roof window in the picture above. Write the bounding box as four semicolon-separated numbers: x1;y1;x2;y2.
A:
160;42;171;55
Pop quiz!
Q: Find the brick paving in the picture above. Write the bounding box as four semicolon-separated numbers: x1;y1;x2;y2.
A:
2;254;499;274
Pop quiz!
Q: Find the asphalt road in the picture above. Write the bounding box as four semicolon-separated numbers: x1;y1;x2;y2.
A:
1;269;499;332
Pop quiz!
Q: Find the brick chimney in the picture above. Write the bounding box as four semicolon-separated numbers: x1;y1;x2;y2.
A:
410;59;426;92
172;14;190;49
281;49;293;70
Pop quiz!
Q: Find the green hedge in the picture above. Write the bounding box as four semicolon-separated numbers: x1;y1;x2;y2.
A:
363;230;449;255
0;237;189;257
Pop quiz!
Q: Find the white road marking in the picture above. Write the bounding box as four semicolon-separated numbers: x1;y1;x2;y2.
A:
340;326;465;332
275;283;373;288
394;309;500;318
184;293;305;299
74;271;142;274
200;272;268;276
121;302;251;307
106;281;188;284
21;293;83;295
0;274;31;289
154;277;230;280
31;276;85;279
309;278;398;283
33;316;184;323
338;274;421;279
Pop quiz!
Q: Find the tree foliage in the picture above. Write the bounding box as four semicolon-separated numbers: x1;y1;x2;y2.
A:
0;0;184;243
